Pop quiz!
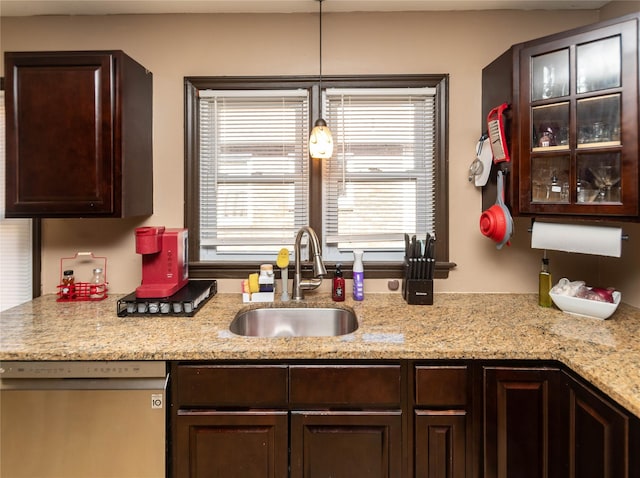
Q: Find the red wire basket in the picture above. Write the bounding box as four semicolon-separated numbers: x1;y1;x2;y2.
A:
56;252;109;302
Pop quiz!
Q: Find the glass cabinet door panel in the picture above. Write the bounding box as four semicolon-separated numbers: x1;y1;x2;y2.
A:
577;94;621;148
531;155;570;204
531;49;569;101
577;152;621;204
577;36;621;93
532;102;569;151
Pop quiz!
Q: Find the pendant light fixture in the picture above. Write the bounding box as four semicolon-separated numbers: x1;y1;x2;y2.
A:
309;0;334;159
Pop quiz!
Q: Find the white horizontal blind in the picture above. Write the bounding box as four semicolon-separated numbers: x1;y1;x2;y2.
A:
0;91;33;311
323;87;436;260
198;90;309;260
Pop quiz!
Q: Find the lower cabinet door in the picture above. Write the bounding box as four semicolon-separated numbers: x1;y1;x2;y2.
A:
174;410;288;478
567;376;629;478
290;410;402;478
484;367;566;478
415;410;467;478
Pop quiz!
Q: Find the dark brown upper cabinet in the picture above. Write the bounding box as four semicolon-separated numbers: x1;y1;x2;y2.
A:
482;13;639;220
4;51;153;218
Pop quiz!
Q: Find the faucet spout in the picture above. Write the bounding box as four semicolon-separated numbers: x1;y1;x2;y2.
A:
293;226;327;301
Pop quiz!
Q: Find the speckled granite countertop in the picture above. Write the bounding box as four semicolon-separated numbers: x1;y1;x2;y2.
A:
1;292;639;417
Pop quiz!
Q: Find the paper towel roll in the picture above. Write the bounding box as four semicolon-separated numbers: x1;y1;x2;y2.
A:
531;222;622;257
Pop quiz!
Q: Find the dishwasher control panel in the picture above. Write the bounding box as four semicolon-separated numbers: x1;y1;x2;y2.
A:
0;361;166;379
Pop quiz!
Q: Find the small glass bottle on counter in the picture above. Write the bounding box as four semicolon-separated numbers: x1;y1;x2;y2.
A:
538;256;553;307
61;269;75;300
89;268;106;299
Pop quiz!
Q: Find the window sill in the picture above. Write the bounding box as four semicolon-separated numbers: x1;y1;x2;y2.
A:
188;261;456;280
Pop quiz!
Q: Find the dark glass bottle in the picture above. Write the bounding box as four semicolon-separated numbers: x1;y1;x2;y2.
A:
61;269;75;299
332;264;345;302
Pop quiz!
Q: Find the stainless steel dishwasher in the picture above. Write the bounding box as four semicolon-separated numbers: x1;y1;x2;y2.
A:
0;361;167;478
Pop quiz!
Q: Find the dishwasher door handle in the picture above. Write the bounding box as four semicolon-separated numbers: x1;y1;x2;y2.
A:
0;376;168;391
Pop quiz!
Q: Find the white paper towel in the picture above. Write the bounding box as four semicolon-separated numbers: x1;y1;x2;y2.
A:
531;222;622;257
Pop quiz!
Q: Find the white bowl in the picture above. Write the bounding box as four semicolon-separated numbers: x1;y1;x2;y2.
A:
549;291;621;320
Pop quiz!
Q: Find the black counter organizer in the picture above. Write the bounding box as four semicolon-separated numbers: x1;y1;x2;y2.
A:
117;280;216;317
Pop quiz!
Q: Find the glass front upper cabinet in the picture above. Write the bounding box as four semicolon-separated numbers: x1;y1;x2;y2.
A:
519;16;638;218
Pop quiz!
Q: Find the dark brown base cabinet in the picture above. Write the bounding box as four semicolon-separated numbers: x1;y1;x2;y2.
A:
566;372;630;478
171;362;403;478
413;365;472;478
483;365;637;478
170;361;640;478
483;366;569;478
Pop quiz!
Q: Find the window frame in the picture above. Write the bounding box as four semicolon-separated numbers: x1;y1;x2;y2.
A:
185;75;453;280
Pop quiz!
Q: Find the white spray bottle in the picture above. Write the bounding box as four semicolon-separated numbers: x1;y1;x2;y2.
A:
353;249;364;301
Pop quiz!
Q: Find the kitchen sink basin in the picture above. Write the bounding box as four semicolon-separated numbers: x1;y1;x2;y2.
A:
229;307;358;337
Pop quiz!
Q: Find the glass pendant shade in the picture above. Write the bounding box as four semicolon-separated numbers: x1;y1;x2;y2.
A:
309;118;333;159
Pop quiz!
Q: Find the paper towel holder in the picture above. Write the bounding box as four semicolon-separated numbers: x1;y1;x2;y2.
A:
527;218;629;241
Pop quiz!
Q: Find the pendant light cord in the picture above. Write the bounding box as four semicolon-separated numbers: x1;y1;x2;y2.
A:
309;0;332;159
318;0;323;115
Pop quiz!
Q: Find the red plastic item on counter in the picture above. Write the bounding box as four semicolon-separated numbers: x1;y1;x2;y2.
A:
56;252;108;302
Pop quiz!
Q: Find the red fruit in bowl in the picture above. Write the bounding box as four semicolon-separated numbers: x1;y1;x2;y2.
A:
590;287;615;303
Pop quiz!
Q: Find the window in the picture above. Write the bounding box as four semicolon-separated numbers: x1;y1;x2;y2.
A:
197;89;310;261
323;87;436;262
185;75;450;278
0;89;36;311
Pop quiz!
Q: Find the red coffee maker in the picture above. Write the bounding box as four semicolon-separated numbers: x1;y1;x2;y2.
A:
135;226;189;298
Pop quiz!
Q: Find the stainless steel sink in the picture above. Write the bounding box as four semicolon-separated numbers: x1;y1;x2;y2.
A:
229;307;358;337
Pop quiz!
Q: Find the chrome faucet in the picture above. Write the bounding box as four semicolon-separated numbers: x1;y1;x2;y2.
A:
292;226;327;300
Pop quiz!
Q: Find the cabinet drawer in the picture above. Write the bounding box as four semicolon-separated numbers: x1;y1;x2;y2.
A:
290;365;402;408
176;364;288;407
415;365;468;407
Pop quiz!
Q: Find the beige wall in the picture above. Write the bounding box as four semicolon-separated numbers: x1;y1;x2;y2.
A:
2;6;639;307
601;1;640;19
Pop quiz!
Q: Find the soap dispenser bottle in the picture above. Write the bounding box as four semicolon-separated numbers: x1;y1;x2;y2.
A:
332;264;345;302
353;250;364;301
539;253;552;307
